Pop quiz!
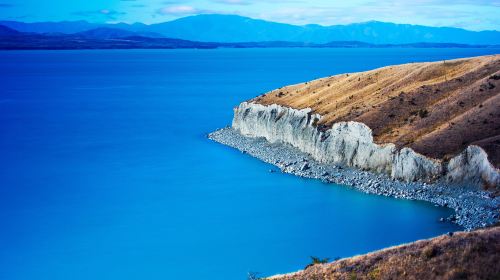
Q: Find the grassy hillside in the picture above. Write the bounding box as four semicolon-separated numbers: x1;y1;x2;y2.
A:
254;55;500;168
268;226;500;280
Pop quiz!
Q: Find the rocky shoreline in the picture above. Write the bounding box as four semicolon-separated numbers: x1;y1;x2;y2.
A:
208;127;500;231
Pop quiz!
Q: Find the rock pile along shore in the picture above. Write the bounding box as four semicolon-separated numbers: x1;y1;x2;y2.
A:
209;127;500;231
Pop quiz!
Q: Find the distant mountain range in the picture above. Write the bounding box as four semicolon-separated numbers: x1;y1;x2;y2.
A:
3;14;500;44
1;14;500;50
1;24;496;50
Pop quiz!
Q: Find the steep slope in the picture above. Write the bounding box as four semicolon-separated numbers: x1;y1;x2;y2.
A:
0;25;20;36
232;55;499;187
268;226;500;280
254;55;500;167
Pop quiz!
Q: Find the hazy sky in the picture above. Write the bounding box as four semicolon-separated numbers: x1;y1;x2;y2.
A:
0;0;499;30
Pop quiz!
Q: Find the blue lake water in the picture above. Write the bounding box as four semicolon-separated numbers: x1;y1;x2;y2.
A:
0;48;498;280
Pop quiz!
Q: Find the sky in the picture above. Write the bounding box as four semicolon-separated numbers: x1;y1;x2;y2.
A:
0;0;499;31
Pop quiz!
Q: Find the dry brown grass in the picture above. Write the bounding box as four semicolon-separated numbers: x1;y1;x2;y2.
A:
254;55;500;167
268;226;500;280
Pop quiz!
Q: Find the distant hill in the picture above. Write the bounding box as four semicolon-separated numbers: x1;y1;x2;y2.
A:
0;26;219;50
75;28;139;39
2;14;500;45
75;28;163;39
0;25;20;36
142;14;301;43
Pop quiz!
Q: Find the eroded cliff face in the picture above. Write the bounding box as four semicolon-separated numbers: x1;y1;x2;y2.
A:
447;146;500;188
253;55;500;169
233;102;499;188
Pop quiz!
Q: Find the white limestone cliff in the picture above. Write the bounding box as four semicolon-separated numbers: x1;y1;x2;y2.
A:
232;102;499;188
446;146;499;187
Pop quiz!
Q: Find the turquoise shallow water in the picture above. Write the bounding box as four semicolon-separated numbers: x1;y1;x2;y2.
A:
0;48;498;279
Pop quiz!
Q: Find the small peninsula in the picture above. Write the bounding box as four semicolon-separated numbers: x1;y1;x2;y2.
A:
209;54;500;279
210;55;500;229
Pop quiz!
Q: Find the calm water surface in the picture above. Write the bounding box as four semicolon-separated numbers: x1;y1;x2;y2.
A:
1;48;498;280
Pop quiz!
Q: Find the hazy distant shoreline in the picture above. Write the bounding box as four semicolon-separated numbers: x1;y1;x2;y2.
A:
1;35;498;51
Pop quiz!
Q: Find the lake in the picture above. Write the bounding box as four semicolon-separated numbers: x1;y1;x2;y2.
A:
1;48;498;279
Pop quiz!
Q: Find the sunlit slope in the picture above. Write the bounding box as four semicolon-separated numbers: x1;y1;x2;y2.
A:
254;55;500;167
269;226;500;280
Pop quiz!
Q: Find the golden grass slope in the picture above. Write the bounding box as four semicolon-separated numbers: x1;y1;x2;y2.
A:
268;226;500;280
254;55;500;168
